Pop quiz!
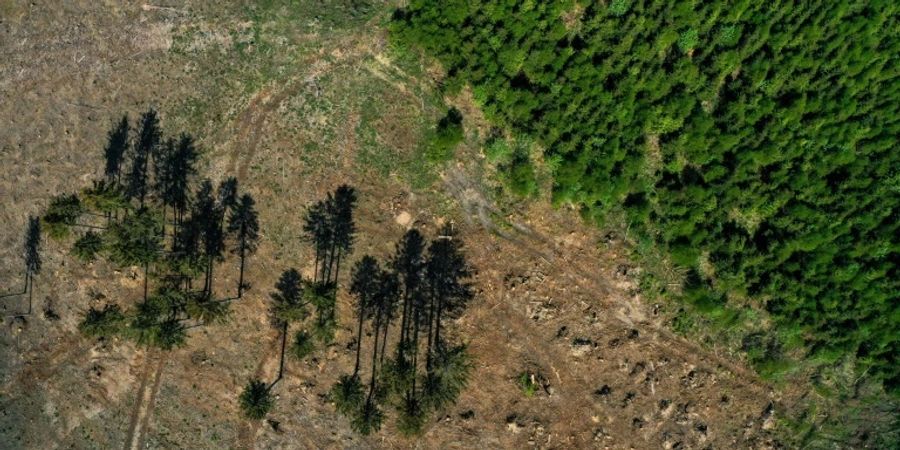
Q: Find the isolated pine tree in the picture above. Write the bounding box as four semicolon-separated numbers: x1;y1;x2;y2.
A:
240;378;274;420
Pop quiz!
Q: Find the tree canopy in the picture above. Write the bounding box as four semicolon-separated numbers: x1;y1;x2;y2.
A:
392;0;900;397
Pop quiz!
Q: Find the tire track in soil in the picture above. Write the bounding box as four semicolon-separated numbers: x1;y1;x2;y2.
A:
224;37;372;182
226;39;372;450
123;351;166;450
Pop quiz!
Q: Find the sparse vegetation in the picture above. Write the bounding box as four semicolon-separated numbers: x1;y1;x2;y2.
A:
517;372;538;398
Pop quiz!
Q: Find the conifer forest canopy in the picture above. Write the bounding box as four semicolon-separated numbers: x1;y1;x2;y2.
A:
392;0;900;393
2;0;899;448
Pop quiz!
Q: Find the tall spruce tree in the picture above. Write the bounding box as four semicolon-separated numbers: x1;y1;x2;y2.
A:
153;138;176;234
170;134;199;234
376;267;400;369
349;255;380;377
270;269;309;389
355;264;398;436
327;185;357;285
240;378;274;420
391;229;427;394
303;200;331;283
103;115;129;184
228;194;259;298
16;216;43;312
193;180;224;296
126;108;160;207
333;256;380;428
425;223;473;360
105;207;163;301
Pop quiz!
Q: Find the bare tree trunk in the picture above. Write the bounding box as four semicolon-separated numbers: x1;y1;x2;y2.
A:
425;288;435;372
353;304;365;377
379;315;390;368
26;273;33;315
434;295;445;356
368;309;383;400
410;302;421;395
398;290;411;360
269;322;289;390
332;251;343;286
238;239;247;298
143;262;149;302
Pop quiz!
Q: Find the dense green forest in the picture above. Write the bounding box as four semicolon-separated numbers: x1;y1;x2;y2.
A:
391;0;899;400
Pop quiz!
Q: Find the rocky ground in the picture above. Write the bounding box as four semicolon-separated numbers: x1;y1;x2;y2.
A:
1;2;779;448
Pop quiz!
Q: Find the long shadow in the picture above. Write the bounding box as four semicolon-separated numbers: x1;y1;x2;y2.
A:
0;273;28;299
1;273;34;318
268;322;289;391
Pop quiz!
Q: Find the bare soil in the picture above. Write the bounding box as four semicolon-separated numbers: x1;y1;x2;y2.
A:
1;2;780;449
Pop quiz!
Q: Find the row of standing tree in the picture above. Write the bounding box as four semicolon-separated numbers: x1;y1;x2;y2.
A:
335;224;473;435
5;109;477;437
240;186;358;420
43;108;263;349
239;186;475;436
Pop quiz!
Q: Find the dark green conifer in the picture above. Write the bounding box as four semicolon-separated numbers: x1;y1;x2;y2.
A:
239;378;274;420
103;115;129;184
228;194;259;297
126;108;161;207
